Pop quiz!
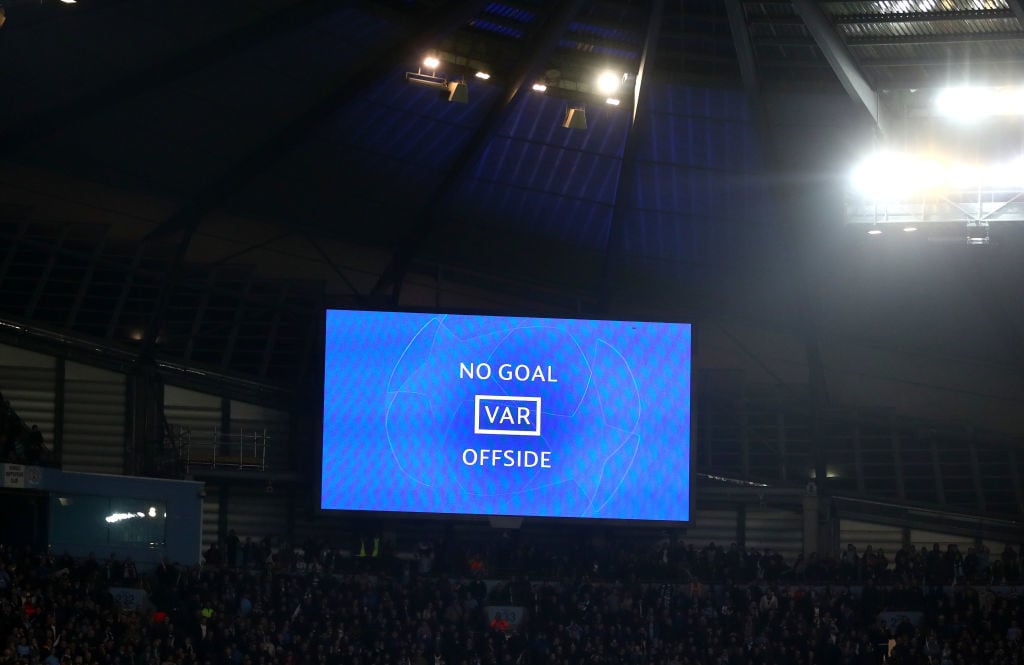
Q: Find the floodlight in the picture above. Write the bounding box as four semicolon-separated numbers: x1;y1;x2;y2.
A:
850;152;942;200
903;227;917;233
596;70;621;95
532;83;547;92
935;86;1024;121
60;0;77;3
867;228;883;235
475;71;490;80
423;56;440;69
605;97;620;106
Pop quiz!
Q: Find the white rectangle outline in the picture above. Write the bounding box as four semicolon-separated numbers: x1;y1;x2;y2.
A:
474;395;542;436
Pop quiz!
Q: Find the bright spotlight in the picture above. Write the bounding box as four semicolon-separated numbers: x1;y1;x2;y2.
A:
850;152;942;200
475;71;491;80
605;97;620;106
423;56;440;69
867;228;883;235
596;71;621;95
531;83;547;92
935;86;1024;121
903;227;918;233
60;0;77;3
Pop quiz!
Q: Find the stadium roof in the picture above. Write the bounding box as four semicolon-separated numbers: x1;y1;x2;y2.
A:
0;0;1022;437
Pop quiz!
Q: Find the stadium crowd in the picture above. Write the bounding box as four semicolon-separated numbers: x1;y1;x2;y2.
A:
0;393;49;466
1;534;1022;665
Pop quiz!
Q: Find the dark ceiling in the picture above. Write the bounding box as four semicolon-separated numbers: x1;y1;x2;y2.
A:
0;0;1023;438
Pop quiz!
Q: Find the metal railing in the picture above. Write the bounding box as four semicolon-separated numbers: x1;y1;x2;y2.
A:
181;426;268;472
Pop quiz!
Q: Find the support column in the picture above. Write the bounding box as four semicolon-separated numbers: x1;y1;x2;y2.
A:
890;417;906;501
53;358;65;467
218;484;230;546
803;490;819;555
127;360;165;475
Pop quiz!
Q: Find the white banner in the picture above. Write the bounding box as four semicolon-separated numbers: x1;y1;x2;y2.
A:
1;464;24;488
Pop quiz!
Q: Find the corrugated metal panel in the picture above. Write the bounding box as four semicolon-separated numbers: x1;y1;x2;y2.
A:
840;519;904;552
62;361;125;474
983;540;1020;555
450;93;629;247
230;400;289;471
746;507;803;561
824;0;1007;15
0;343;56;444
909;529;974;552
164;385;221;436
620;85;772;272
202;484;220;550
225;486;288;543
681;508;739;545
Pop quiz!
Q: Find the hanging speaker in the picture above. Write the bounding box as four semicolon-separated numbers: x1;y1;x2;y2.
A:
563;107;587;129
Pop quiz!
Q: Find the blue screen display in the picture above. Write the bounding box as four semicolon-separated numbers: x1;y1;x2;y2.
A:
321;311;691;521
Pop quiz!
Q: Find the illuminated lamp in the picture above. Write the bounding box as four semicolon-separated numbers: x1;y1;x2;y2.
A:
966;223;989;245
596;70;621;95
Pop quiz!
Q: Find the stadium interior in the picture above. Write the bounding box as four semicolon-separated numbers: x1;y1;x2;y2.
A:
0;0;1023;663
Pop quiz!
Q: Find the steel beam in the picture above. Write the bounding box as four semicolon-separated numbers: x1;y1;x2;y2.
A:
372;0;586;304
833;8;1015;23
259;286;289;379
105;244;146;341
184;270;217;363
600;0;663;311
725;0;760;98
1007;0;1024;28
65;231;107;331
220;272;253;372
26;226;68;320
847;31;1024;46
791;0;889;134
863;54;1024;67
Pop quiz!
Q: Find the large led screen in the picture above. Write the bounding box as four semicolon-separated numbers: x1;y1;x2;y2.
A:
321;311;691;521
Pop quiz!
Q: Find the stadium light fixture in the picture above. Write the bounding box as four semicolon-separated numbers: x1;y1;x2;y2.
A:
596;70;621;95
532;83;547;92
850;152;943;200
935;86;1024;121
423;55;440;70
475;71;490;80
